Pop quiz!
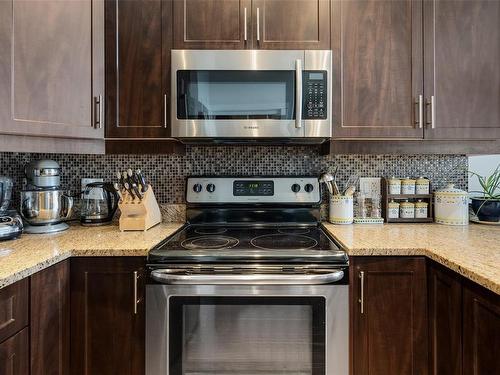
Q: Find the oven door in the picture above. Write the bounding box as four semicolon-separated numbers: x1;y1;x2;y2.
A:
146;272;348;375
171;50;332;141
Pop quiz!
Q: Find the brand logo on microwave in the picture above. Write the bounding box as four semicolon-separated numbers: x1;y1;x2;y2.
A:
244;126;259;129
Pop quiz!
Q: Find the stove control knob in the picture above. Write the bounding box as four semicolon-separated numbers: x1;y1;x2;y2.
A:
291;183;301;193
206;183;216;193
304;183;314;193
193;183;202;193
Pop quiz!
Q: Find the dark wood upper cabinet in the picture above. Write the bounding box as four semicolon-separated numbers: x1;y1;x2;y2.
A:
30;260;70;375
428;262;462;375
463;281;500;375
106;0;171;138
0;0;104;140
0;328;29;375
331;0;424;139
173;0;251;49
252;0;330;49
351;257;428;375
423;0;500;140
70;257;146;375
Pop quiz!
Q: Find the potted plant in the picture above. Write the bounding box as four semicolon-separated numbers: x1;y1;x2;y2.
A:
469;164;500;222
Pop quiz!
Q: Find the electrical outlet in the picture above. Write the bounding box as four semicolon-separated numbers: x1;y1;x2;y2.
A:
81;178;103;199
359;177;381;197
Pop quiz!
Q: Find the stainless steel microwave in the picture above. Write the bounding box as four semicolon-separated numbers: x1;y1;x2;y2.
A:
171;50;332;144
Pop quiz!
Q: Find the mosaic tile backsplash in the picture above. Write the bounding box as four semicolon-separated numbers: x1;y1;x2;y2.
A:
0;146;467;206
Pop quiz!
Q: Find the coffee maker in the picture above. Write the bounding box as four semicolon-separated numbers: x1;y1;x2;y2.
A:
20;160;73;234
0;176;23;240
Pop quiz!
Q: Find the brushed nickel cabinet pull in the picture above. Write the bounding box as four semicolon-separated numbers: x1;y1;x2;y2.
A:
133;271;139;314
359;271;365;314
416;95;423;129
426;95;436;129
164;94;167;128
93;95;102;129
256;7;260;43
244;7;247;42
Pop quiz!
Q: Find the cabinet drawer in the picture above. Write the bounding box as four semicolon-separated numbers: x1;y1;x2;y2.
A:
0;327;29;375
0;279;28;343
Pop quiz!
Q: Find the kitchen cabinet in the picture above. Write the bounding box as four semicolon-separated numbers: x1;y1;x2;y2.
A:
463;280;500;375
173;0;330;50
331;0;423;138
105;0;171;139
428;262;462;375
0;279;28;344
351;257;428;375
331;0;500;142
0;0;104;144
423;0;500;140
30;260;70;375
0;328;29;375
70;257;146;375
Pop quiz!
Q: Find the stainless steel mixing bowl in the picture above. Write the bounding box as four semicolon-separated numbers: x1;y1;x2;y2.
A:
20;189;73;225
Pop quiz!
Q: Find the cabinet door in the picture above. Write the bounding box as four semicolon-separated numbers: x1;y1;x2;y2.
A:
428;262;462;375
70;257;146;375
30;260;70;375
0;0;104;139
463;282;500;375
331;0;424;138
0;279;28;343
424;0;500;140
0;328;29;375
252;0;330;49
105;0;171;138
173;0;251;49
351;257;428;375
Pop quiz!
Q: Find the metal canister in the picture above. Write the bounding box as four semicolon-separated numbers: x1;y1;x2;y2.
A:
400;200;415;219
388;177;401;195
416;177;430;194
415;199;428;218
388;200;400;219
401;177;416;195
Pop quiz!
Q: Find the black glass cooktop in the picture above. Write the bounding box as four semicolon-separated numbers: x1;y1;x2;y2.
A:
148;225;347;264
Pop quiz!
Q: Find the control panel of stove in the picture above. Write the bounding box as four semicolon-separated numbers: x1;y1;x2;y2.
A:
186;177;321;204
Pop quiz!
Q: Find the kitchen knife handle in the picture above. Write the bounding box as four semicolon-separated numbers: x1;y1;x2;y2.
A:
359;271;365;314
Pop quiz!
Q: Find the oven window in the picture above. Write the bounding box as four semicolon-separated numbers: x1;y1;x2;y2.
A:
176;71;295;120
169;296;325;375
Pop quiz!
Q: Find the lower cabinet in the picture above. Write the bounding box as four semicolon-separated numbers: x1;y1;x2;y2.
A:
70;257;146;375
0;327;29;375
350;257;428;375
30;260;70;375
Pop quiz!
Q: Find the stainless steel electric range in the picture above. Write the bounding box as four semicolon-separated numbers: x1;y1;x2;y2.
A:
146;177;349;375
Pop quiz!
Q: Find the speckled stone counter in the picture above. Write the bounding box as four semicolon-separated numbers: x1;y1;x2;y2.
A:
0;222;183;289
323;222;500;295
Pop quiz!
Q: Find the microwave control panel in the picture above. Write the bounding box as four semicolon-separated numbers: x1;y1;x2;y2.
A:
302;71;327;120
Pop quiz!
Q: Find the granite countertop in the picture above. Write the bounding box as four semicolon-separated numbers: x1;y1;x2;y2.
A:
1;221;499;295
0;222;184;289
323;222;500;295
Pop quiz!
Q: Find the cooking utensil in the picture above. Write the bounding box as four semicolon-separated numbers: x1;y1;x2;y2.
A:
135;169;148;192
113;182;123;202
131;183;143;201
319;173;334;195
124;182;135;200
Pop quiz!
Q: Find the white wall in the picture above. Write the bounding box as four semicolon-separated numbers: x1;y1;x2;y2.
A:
468;155;500;195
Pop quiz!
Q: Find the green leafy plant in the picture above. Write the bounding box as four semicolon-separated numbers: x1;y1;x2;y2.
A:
469;163;500;200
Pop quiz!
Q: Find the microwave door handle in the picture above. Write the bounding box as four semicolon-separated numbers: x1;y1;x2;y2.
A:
150;270;344;285
295;59;302;129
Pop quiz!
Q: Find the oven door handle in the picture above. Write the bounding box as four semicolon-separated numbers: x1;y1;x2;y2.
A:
150;269;344;285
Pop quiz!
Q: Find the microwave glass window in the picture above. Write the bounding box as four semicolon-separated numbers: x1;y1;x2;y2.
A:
177;71;295;120
169;296;326;375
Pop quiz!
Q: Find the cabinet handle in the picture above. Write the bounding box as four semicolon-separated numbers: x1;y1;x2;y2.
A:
164;94;167;128
244;7;247;42
93;95;102;129
359;271;365;314
415;95;423;129
426;95;436;129
256;7;260;43
133;271;139;315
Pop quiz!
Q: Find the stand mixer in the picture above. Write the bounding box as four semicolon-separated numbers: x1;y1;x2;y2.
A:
0;176;23;241
20;160;73;234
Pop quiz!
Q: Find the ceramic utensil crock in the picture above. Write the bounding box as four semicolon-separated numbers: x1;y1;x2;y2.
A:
434;184;468;225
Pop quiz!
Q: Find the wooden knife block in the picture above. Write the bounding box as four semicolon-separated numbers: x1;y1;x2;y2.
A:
118;185;161;231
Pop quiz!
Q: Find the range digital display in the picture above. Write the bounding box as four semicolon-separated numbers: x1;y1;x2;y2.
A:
233;180;274;196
